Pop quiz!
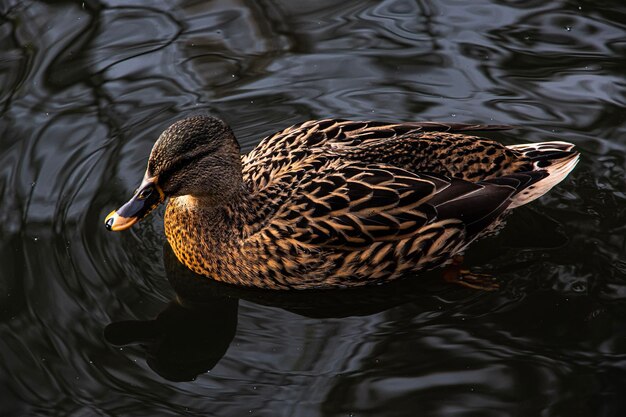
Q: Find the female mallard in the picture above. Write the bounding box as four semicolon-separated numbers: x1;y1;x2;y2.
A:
105;116;578;290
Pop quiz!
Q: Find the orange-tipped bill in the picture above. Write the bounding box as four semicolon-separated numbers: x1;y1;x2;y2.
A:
104;177;164;231
104;211;138;231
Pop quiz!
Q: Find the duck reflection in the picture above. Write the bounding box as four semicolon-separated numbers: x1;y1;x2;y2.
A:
105;243;449;381
105;207;569;382
104;297;237;382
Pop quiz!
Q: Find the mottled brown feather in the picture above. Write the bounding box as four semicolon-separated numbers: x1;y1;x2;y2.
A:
160;118;578;289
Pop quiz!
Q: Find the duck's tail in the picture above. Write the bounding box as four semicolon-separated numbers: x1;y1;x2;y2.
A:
504;141;579;209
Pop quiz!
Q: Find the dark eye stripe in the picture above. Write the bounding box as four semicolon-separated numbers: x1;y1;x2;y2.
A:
158;149;212;185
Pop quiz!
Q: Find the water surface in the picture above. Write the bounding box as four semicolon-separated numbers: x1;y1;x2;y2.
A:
1;0;625;416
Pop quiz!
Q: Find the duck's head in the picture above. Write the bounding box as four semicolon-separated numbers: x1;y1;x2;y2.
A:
104;115;242;231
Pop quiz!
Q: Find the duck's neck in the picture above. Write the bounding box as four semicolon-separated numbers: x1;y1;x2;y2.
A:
164;184;254;281
166;184;252;242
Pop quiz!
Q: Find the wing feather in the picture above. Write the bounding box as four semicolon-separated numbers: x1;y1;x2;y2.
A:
278;159;518;250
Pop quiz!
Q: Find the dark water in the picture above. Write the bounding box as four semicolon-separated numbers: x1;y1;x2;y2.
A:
1;0;625;415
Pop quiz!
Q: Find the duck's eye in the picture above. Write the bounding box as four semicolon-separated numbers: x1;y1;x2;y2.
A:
137;187;153;200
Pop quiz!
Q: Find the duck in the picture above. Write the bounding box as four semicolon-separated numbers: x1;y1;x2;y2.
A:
104;116;579;290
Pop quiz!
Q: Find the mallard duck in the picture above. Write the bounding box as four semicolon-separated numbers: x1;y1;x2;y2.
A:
105;116;579;290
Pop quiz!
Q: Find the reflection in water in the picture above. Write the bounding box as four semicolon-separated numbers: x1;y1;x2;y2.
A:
1;0;626;415
105;243;449;382
105;298;238;382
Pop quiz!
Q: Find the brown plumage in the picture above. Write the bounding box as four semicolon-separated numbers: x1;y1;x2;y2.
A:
105;116;579;290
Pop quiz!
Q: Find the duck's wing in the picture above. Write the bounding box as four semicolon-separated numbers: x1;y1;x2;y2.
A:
270;159;533;251
243;119;513;190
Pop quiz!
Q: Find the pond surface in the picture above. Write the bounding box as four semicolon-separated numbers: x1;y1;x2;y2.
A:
1;0;625;416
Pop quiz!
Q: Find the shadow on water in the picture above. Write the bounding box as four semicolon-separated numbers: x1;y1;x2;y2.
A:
105;242;451;382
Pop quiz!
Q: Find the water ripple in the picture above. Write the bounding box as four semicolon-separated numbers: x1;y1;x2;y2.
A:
0;0;624;415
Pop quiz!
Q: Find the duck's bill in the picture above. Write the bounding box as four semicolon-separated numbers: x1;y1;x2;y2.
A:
104;177;164;232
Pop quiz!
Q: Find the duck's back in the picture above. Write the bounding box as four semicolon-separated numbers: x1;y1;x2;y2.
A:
242;119;575;191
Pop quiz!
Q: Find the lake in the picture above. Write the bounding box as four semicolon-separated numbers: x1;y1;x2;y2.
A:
1;0;625;416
